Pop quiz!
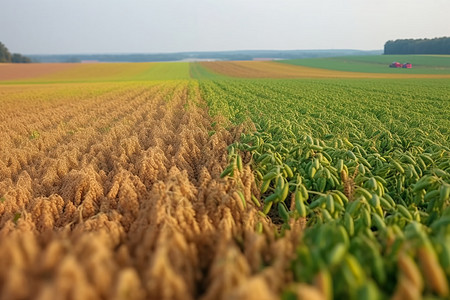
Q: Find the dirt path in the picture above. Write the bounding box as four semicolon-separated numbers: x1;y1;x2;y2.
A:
0;81;300;300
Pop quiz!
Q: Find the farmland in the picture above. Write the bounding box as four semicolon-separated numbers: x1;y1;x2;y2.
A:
0;62;191;83
282;55;450;74
1;59;450;299
195;60;450;79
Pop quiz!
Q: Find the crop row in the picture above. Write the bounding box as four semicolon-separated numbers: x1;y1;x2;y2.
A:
1;80;287;299
199;77;450;299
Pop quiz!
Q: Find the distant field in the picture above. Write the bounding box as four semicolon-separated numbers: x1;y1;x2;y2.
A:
195;60;450;79
0;63;74;81
0;62;190;83
281;55;450;74
2;59;450;84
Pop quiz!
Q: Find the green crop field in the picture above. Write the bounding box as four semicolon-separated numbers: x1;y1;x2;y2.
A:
282;55;450;74
194;62;450;299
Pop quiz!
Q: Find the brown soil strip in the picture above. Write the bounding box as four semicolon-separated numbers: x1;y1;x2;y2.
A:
0;82;301;300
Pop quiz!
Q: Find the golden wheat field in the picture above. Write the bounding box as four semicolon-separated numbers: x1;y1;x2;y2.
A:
0;72;303;300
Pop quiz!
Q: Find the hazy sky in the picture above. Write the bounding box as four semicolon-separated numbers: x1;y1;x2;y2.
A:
1;0;449;54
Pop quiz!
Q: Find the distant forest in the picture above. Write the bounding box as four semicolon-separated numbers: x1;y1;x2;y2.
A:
28;49;382;63
0;41;31;63
384;37;450;55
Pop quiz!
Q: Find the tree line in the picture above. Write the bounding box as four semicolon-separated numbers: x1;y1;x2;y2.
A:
0;41;31;63
384;37;450;55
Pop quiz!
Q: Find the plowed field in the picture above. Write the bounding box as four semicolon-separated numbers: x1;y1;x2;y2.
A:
0;63;74;81
0;80;298;300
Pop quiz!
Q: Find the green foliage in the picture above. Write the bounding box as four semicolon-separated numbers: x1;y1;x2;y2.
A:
0;41;12;63
29;130;40;140
199;77;450;299
11;53;31;63
13;213;21;224
385;37;450;55
0;41;31;63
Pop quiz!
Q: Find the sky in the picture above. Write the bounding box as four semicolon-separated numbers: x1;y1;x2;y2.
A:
1;0;449;55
